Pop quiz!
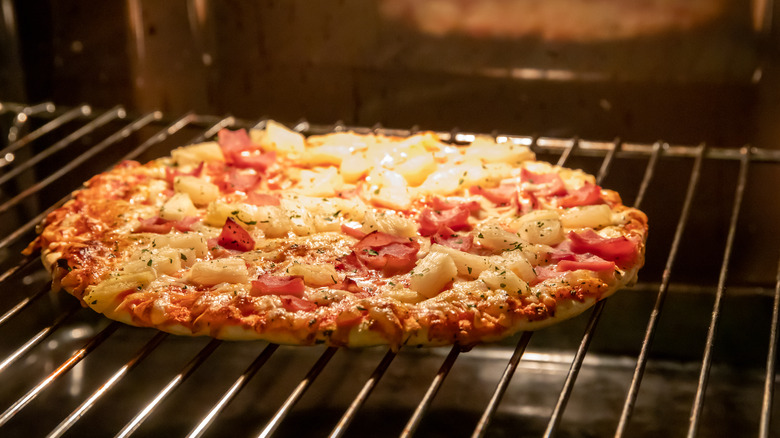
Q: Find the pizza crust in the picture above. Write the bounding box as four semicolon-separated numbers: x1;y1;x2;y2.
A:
27;125;648;349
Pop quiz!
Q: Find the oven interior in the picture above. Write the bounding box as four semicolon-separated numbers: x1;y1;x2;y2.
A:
1;1;780;437
0;106;778;438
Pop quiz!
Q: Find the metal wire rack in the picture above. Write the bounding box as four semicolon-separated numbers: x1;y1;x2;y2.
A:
0;101;778;437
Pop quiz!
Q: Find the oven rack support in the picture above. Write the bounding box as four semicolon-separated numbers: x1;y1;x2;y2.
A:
0;101;778;437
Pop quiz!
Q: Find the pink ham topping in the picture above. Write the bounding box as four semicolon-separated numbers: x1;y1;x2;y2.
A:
251;274;305;297
281;296;317;312
341;223;368;240
430;197;481;213
558;257;616;272
173;216;200;232
135;216;199;234
558;182;603;208
418;205;471;237
245;192;281;206
217;128;276;172
218;128;254;154
468;184;516;205
520;168;567;197
533;230;640;283
354;231;420;274
230;150;276;172
217;218;255;252
567;229;638;269
432;226;473;252
217;168;261;193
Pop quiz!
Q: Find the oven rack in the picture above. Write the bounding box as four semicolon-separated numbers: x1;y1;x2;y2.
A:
0;101;778;437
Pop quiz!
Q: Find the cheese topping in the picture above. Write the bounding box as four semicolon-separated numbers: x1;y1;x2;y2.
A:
33;121;648;348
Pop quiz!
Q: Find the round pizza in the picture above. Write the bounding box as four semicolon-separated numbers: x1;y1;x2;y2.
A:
25;122;648;348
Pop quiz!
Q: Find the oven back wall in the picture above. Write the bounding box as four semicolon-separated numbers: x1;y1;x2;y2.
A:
9;0;774;148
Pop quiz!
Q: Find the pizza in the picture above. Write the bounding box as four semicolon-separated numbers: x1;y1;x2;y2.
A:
25;121;648;348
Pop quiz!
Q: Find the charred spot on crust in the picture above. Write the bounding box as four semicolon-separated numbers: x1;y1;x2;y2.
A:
56;258;72;272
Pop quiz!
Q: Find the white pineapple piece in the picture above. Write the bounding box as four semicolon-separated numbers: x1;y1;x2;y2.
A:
410;251;458;299
340;153;374;183
393;152;438;186
287;262;340;287
298;144;351;166
136;247;185;276
171;142;224;166
365;168;412;210
152;233;209;258
416;167;463;196
160;193;198;221
560;204;612;229
189;257;249;286
280;201;316;236
84;270;156;313
174;176;219;206
252;120;305;157
464;136;534;164
478;267;529;295
514;210;565;245
361;210;418;238
429;244;492;279
296;167;343;197
474;223;526;252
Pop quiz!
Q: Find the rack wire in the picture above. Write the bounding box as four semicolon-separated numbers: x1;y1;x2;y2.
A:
0;102;778;437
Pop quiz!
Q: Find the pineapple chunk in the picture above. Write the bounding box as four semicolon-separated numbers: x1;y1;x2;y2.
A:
393;153;437;186
160;193;198;221
487;253;536;283
382;284;425;303
84;270;156;313
340;153;373;183
204;201;263;229
478;267;529;295
253;120;305;156
189;257;249;286
474;223;526;252
307;132;372;149
152;233;208;258
430;244;491;279
174;176;219;206
361;210;418;238
398;132;447;152
298;144;351;166
287;262;339;287
410;251;458;299
122;259;153;274
254;205;292;238
560;204;612;229
205;201;240;227
417;168;461;196
477;163;515;184
171;142;224;166
138;248;185;276
514;210;565;246
280;201;315;236
370;185;412;210
366;168;412;210
464;137;534;164
296;167;343;197
206;201;293;237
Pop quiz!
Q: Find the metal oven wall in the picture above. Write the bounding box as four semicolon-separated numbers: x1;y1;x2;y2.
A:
8;0;779;147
